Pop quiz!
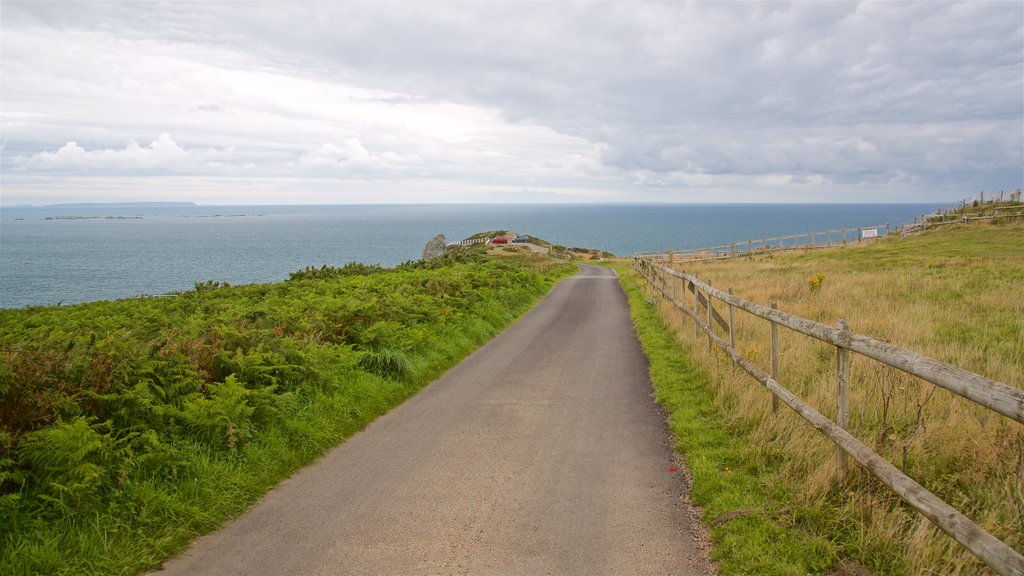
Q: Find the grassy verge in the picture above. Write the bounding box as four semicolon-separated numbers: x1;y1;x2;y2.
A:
616;219;1023;575
612;260;836;575
0;253;575;575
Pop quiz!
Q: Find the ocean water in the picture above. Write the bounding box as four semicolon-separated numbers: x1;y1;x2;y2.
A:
0;203;939;308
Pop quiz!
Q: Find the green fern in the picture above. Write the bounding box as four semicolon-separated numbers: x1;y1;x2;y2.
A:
180;375;255;452
16;417;123;515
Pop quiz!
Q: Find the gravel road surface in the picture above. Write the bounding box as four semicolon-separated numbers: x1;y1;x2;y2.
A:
154;265;712;575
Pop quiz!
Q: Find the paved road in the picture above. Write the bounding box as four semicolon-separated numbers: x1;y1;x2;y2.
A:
155;265;711;575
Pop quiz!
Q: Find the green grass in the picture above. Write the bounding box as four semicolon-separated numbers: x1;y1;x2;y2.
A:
0;256;575;575
612;261;836;574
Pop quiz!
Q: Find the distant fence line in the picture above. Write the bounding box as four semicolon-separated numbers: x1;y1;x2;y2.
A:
638;206;1024;263
446;237;492;248
638;223;892;263
634;256;1024;576
901;205;1024;236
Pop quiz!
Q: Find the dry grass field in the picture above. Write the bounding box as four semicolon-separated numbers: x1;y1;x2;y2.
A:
651;221;1023;574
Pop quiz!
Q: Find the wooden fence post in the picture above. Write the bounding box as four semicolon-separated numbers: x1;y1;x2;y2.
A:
677;275;684;312
706;280;714;352
770;300;779;413
693;273;700;337
728;288;736;372
837;319;850;480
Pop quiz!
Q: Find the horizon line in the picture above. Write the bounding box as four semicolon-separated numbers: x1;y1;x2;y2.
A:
2;200;960;209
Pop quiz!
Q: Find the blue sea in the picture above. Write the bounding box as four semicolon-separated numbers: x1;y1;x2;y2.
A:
0;203;939;308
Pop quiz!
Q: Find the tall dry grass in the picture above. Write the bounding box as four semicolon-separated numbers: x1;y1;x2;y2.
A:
652;221;1023;574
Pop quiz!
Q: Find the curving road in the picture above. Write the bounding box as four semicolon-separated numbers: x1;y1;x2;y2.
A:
154;265;712;575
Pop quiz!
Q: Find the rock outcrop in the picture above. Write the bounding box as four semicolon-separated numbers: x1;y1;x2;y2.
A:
422;234;447;261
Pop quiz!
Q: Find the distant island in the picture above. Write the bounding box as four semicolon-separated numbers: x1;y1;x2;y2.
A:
16;201;198;208
43;215;144;221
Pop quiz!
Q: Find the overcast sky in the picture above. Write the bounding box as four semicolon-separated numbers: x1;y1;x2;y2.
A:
1;1;1021;205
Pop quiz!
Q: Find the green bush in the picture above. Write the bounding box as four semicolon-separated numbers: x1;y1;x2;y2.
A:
288;262;386;281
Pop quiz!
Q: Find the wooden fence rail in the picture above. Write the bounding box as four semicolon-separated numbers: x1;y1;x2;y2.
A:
634;256;1024;576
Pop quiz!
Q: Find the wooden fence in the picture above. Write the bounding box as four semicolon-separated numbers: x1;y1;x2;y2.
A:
634;256;1024;576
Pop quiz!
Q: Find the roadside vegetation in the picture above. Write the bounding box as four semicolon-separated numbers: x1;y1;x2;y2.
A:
0;249;575;575
616;263;836;574
619;219;1023;574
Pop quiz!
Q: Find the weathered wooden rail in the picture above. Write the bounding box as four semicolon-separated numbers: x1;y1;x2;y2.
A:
634;256;1024;576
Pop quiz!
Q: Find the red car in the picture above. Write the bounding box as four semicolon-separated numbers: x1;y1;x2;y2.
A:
492;237;509;244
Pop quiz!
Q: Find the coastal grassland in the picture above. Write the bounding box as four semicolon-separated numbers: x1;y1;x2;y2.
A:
0;253;575;575
626;220;1023;574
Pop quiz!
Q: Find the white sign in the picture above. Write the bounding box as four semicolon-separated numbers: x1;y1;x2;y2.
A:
861;228;879;239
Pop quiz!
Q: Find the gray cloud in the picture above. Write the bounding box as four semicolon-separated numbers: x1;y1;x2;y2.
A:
1;1;1020;204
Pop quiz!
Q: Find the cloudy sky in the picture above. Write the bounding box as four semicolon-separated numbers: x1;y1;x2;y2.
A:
1;1;1021;205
